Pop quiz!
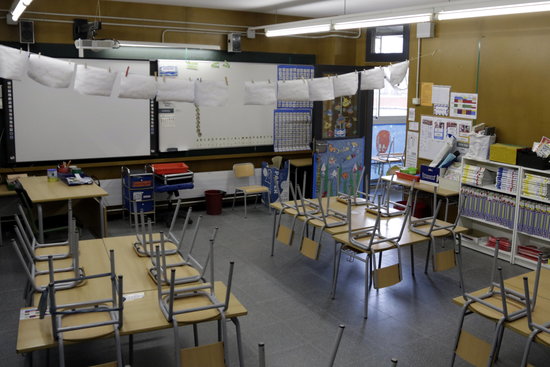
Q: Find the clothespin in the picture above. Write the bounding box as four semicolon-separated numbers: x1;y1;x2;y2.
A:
84;63;87;69
162;75;166;83
268;79;271;84
38;52;41;57
223;60;230;68
108;67;111;73
125;66;130;77
154;71;158;82
225;76;229;86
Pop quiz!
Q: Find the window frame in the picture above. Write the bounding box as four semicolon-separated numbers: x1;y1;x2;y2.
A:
365;25;410;63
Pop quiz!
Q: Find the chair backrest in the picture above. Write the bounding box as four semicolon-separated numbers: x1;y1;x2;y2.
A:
233;163;255;178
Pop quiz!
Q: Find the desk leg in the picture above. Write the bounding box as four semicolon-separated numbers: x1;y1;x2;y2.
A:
99;197;106;237
444;197;449;222
128;334;134;366
231;317;244;367
37;204;44;243
410;245;415;278
330;242;342;300
271;211;279;257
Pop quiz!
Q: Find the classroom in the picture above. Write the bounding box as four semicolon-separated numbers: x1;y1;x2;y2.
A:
1;0;550;366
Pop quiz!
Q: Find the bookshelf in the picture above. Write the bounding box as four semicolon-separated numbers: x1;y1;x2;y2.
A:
459;157;550;270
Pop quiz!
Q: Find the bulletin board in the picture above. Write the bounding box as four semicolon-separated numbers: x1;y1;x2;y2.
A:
157;59;278;152
7;58;152;163
419;115;472;160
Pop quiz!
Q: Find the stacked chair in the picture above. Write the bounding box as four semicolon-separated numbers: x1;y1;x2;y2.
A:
521;276;550;367
12;207;84;306
153;227;237;367
336;166;373;206
408;197;465;284
365;173;410;217
331;193;413;319
41;250;124;367
451;244;544;367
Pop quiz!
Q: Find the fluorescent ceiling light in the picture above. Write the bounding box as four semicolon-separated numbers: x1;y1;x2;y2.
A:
265;23;331;37
437;1;550;20
333;13;433;30
10;0;33;22
117;40;221;50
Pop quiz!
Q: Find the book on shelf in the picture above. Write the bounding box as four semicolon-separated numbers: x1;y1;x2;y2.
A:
517;245;550;263
462;164;496;186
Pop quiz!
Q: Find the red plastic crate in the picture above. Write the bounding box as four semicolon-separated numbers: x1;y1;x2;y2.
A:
396;171;420;182
152;163;189;175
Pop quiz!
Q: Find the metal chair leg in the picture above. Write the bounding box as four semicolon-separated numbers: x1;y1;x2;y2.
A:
424;239;432;274
232;190;237;211
244;193;248;218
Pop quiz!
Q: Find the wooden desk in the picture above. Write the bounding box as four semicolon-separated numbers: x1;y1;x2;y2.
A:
452;269;550;348
381;175;459;221
0;184;18;246
17;236;248;366
18;176;108;241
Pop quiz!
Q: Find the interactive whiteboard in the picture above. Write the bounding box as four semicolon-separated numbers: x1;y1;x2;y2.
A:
11;58;151;162
157;59;277;152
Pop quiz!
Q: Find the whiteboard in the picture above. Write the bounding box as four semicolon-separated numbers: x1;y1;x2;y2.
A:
157;60;277;152
12;58;151;162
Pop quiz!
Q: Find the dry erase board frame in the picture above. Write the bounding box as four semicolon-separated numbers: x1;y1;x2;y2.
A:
4;58;155;163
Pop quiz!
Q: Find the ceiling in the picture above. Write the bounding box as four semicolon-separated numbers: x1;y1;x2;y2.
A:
110;0;444;19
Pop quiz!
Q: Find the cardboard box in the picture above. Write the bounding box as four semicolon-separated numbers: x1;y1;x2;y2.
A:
460;229;490;246
420;165;445;183
489;143;524;165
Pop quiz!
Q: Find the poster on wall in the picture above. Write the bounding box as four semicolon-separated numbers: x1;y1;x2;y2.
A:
321;95;360;139
419;115;472;160
405;131;419;168
450;92;478;119
312;138;365;197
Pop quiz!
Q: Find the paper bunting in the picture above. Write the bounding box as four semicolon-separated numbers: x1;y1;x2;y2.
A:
277;79;309;101
360;68;385;90
388;60;409;86
74;64;117;97
157;77;195;102
118;74;157;99
27;54;74;88
308;77;335;101
243;81;276;105
333;72;358;97
0;45;28;80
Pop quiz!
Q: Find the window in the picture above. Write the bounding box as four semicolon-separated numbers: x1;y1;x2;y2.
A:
366;25;410;62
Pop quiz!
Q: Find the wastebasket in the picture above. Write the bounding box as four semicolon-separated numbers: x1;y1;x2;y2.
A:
205;190;224;215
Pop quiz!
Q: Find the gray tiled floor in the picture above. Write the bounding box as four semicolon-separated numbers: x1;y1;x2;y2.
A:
1;203;550;366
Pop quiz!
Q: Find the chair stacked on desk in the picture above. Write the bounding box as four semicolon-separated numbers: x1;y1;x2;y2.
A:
521;276;550;367
41;250;124;367
451;244;544;367
12;208;85;305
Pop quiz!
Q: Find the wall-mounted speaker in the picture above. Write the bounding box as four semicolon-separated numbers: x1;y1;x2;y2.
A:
19;20;35;44
227;33;241;53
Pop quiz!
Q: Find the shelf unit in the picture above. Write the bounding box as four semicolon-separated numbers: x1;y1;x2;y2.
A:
121;166;155;226
459;157;550;270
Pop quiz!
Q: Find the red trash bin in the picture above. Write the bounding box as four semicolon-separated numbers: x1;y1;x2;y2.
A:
395;199;428;218
205;190;224;215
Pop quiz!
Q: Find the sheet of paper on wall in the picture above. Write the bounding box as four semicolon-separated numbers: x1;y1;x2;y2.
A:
409;121;419;131
432;85;451;116
450;92;478;119
408;107;415;121
405;131;419;168
420;82;434;106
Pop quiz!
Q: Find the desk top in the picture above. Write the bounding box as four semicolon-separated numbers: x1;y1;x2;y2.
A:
452;269;550;346
0;184;17;197
289;158;312;167
18;176;108;203
18;236;248;353
381;175;459;197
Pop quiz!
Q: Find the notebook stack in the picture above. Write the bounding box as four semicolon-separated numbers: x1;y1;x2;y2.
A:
462;164;496;186
522;173;550;201
517;245;550;263
495;167;518;193
485;236;511;252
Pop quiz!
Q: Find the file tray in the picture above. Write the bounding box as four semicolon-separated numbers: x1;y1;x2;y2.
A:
516;148;550;170
154;171;194;185
151;162;189;175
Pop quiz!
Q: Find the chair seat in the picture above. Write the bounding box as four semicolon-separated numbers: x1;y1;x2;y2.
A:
60;309;117;341
468;295;527;321
171;292;222;324
35;257;74;272
35;269;85;289
236;185;269;194
344;239;396;254
149;263;201;281
308;215;347;228
35;245;71;258
536;330;550;347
